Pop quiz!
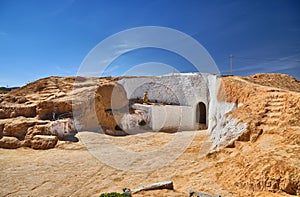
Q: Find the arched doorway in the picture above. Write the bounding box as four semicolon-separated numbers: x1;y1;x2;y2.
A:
196;102;207;129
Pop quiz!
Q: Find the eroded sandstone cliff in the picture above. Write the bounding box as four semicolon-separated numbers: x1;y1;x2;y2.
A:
0;73;299;196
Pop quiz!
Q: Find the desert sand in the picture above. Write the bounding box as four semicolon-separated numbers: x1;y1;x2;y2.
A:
0;73;299;196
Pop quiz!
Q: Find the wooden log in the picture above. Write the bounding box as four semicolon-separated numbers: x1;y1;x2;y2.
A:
130;180;174;194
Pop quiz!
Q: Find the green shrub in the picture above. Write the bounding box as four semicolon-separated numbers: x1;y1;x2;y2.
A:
99;192;128;197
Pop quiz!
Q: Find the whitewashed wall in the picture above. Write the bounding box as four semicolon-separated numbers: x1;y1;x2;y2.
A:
130;104;195;131
117;73;248;150
118;73;209;107
206;75;248;150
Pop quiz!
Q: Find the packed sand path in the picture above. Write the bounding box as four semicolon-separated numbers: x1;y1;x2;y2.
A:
1;129;297;196
1;73;300;196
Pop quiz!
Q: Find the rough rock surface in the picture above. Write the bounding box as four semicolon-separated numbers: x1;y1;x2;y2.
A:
0;73;299;196
0;76;129;149
0;136;22;149
223;75;300;146
0;76;78;149
219;74;300;195
30;135;58;149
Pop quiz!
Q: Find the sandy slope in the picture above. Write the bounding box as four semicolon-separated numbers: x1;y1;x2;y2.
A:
0;130;296;197
1;73;300;196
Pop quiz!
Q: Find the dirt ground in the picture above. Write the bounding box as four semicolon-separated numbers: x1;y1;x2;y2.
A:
0;129;296;197
1;73;300;196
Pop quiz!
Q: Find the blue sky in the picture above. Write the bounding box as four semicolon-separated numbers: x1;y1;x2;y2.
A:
0;0;300;86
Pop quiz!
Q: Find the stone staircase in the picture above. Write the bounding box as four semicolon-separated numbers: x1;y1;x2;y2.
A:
258;93;285;134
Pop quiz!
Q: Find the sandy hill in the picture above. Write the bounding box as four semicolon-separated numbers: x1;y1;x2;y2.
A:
0;73;299;196
0;86;18;94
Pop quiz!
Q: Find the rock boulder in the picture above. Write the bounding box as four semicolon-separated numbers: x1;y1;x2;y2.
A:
30;135;58;149
0;136;22;149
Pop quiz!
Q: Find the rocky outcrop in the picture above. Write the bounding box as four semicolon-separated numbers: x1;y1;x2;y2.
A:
0;136;22;149
0;123;3;139
243;73;300;93
1;74;299;152
236;159;300;195
37;100;72;120
0;105;36;119
222;76;300;147
2;118;38;140
210;74;300;196
0;73;299;196
72;78;128;135
0;77;78;149
0;76;129;149
30;135;58;149
95;82;128;131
